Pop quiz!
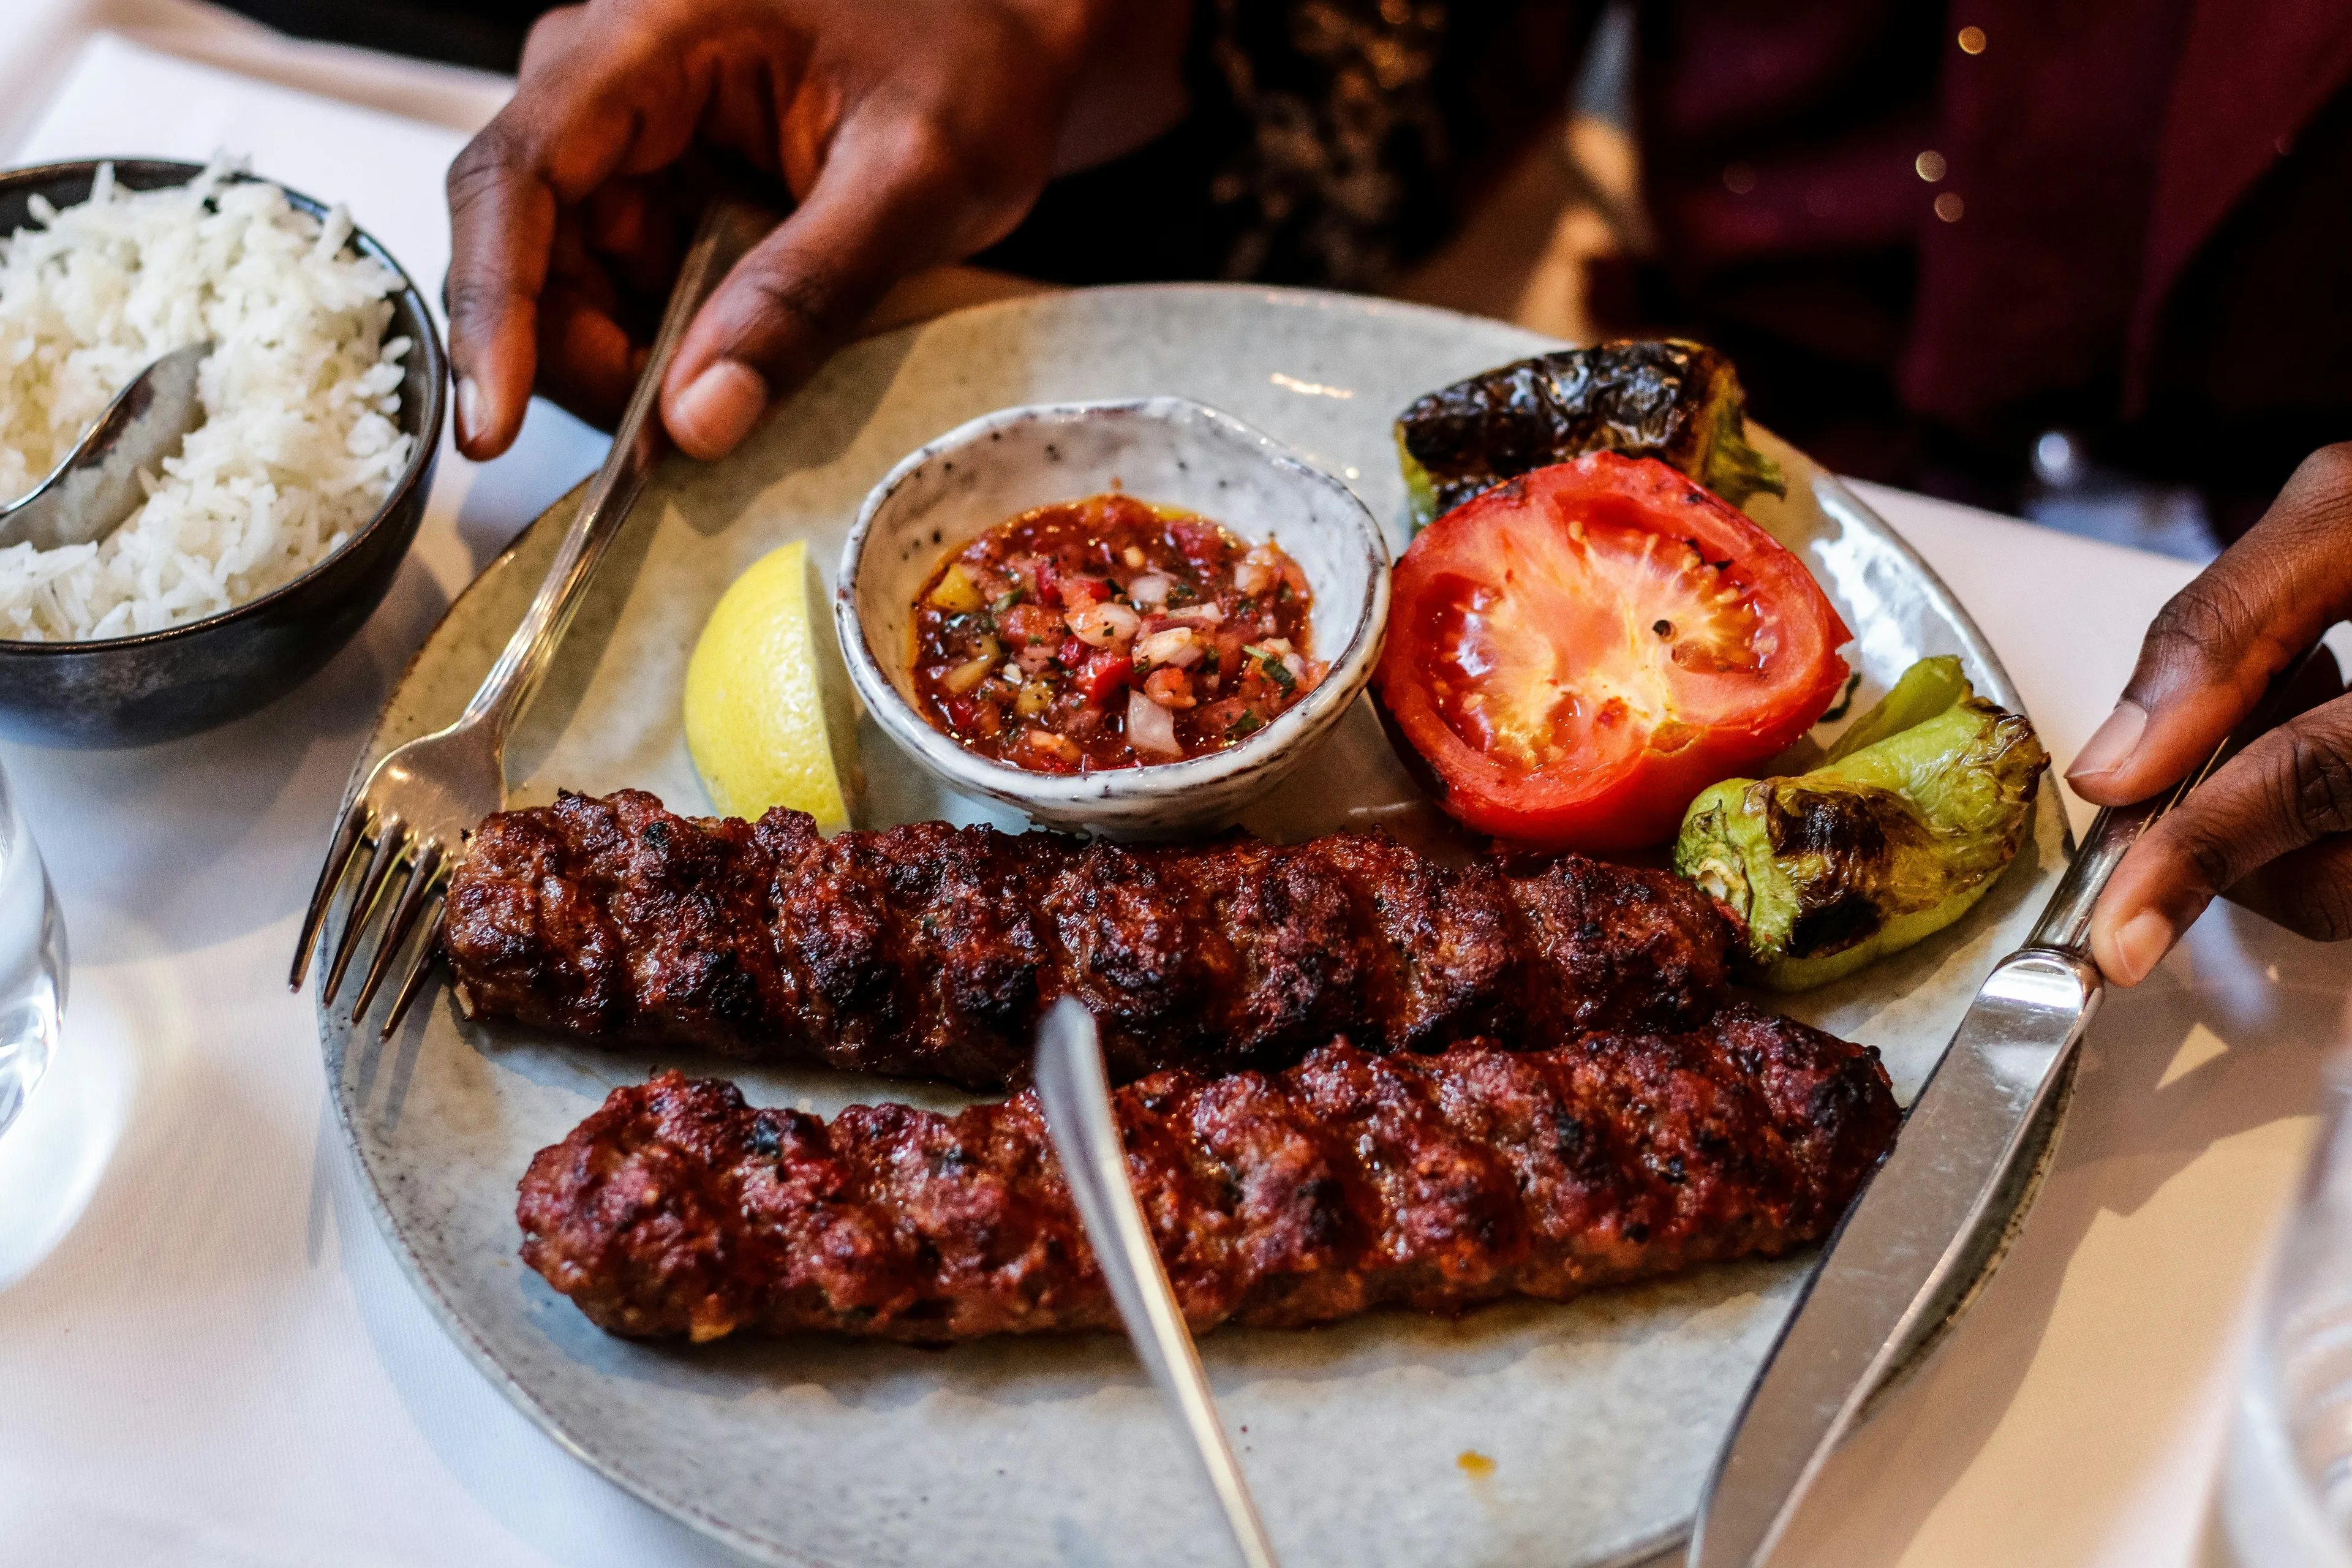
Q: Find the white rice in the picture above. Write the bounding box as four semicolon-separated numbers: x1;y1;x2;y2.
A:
0;156;414;641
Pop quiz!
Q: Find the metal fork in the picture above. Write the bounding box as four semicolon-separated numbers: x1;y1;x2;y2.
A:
289;197;778;1031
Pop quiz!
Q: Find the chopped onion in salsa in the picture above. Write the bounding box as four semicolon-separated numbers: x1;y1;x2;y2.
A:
911;492;1324;772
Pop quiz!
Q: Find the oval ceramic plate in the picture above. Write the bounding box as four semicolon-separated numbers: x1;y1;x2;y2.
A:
319;286;2068;1568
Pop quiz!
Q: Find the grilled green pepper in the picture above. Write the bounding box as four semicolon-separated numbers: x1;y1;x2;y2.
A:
1395;338;1786;525
1673;658;2047;990
1816;653;1975;766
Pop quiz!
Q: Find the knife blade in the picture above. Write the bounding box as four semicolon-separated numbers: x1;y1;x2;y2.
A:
1033;997;1284;1568
1687;649;2324;1568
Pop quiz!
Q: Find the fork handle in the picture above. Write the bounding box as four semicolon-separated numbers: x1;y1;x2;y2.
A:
458;198;778;737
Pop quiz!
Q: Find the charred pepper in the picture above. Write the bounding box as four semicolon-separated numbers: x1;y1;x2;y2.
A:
1673;657;2048;990
1395;338;1786;524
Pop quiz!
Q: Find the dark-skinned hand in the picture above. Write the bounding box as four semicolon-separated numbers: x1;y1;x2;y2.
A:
2071;442;2352;984
442;0;1181;463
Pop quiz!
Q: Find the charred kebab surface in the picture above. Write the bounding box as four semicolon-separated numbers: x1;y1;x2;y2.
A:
442;790;1736;1090
518;1008;1898;1343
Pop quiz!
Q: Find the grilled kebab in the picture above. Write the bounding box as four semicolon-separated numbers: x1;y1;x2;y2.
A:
443;790;1736;1090
518;1007;1897;1343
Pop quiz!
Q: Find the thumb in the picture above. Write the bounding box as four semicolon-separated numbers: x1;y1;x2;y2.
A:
658;125;967;460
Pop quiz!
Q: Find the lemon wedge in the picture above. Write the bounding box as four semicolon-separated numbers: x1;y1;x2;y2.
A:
684;540;861;832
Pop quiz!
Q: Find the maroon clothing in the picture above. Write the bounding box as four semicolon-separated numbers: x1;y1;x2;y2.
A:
987;0;2352;526
1635;0;2352;521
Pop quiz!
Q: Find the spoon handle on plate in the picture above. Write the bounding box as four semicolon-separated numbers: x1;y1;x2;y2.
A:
456;198;775;737
1034;998;1284;1568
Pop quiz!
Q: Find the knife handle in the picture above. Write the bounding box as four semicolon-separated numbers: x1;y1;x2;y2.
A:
2026;644;2326;956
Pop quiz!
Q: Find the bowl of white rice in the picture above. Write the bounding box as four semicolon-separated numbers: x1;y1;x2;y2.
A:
0;157;444;745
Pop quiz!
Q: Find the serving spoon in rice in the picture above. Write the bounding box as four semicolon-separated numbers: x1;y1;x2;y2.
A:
0;339;213;552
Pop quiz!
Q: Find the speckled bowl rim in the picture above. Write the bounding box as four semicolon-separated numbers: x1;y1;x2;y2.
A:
0;156;448;655
835;396;1392;813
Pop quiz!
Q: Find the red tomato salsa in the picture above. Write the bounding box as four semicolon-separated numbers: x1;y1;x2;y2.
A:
1374;453;1852;851
911;492;1325;772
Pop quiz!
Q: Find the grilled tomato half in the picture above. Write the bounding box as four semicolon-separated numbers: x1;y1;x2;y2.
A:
1374;452;1852;851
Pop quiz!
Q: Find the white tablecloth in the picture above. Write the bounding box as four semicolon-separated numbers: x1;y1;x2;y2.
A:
1;13;2345;1566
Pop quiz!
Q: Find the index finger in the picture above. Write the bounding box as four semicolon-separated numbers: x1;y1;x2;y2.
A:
2068;443;2352;805
442;7;707;458
444;116;559;459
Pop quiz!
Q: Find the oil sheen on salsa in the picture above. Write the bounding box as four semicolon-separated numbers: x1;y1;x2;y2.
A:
911;492;1324;772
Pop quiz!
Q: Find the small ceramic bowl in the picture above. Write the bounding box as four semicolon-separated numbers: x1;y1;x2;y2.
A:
0;159;445;747
837;398;1390;835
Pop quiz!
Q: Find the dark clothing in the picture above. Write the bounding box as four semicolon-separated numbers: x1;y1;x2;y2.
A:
219;0;548;74
1638;0;2352;527
984;0;1584;290
247;0;2352;527
995;0;2352;530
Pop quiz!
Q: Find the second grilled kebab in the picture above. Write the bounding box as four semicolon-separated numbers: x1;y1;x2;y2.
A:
520;1006;1898;1343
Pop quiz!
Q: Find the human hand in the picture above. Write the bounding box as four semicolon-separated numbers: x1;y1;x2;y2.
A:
444;0;1125;463
2070;443;2352;984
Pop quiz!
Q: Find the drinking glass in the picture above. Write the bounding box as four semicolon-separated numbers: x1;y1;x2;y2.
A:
0;759;66;1139
2225;1046;2352;1568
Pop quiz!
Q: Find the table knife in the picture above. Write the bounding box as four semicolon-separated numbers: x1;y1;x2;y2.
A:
1687;655;2320;1568
1034;997;1283;1568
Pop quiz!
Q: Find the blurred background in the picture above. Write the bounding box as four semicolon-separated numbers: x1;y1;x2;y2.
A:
208;0;2263;564
213;0;552;71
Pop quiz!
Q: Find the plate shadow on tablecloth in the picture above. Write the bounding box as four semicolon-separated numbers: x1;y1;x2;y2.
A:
312;1089;764;1568
7;551;447;963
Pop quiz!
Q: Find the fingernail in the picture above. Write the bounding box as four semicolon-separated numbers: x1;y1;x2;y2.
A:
2111;908;2176;986
669;360;767;458
456;375;484;448
2068;701;2147;780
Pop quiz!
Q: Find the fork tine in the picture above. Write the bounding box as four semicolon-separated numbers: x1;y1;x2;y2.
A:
290;797;372;990
353;840;444;1020
379;899;449;1039
323;821;408;1005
